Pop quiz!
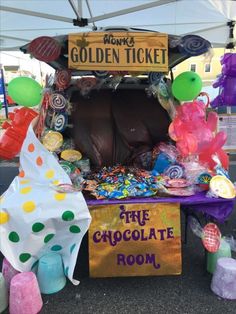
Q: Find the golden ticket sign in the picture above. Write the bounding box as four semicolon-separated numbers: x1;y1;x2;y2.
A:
88;202;181;277
68;32;168;72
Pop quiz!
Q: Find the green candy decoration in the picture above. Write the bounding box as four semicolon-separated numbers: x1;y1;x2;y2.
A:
172;71;202;101
8;76;43;107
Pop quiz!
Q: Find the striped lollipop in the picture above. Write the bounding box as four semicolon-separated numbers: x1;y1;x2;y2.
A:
29;36;61;62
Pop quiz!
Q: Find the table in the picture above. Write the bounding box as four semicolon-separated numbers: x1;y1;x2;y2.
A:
87;192;235;224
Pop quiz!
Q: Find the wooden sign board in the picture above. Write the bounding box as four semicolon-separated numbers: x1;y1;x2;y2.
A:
68;32;168;72
88;202;181;278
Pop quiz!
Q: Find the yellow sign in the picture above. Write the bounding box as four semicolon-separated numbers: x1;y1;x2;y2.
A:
68;32;168;72
89;202;181;277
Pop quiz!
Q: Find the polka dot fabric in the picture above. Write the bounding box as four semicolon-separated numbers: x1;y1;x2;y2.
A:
0;125;91;285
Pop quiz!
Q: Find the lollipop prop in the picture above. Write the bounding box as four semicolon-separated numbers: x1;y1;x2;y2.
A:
188;216;221;253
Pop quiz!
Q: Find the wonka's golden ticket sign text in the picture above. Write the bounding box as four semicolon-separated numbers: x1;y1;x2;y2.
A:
88;202;181;277
68;32;168;72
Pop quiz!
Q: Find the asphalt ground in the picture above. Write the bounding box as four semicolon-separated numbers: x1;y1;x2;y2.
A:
0;163;236;314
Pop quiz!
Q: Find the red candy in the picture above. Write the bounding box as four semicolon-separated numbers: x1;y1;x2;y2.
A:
29;36;61;62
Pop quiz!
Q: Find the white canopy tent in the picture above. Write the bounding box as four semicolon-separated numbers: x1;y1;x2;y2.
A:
0;0;235;51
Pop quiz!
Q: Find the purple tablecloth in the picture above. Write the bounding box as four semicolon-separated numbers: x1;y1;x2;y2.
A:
86;192;236;223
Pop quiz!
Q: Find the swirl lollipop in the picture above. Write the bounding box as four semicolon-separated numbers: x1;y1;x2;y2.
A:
179;35;211;56
55;69;71;90
148;72;163;85
54;113;68;132
165;164;184;179
49;93;67;111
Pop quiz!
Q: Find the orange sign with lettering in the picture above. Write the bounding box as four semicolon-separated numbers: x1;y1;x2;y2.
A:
68;32;168;72
89;202;181;277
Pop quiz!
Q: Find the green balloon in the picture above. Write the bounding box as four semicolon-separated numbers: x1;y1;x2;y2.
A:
8;77;43;107
172;71;202;101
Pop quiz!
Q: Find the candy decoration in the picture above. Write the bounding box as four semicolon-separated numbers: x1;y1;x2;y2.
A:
29;36;61;62
148;72;163;85
54;113;68;132
54;184;81;193
92;71;109;79
198;173;212;184
179;35;211;56
209;175;236;199
165;165;184;179
42;131;63;152
49;93;67;111
55;70;71;90
59;161;76;175
77;77;97;90
202;223;221;253
61;149;82;162
165;178;189;188
166;187;195;197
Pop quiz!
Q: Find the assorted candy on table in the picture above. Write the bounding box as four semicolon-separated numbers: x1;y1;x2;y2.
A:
83;165;163;200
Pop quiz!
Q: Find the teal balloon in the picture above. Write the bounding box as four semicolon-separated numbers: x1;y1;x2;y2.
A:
172;71;202;101
8;77;43;107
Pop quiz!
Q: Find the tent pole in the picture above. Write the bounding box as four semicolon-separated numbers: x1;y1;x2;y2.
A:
68;0;81;20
